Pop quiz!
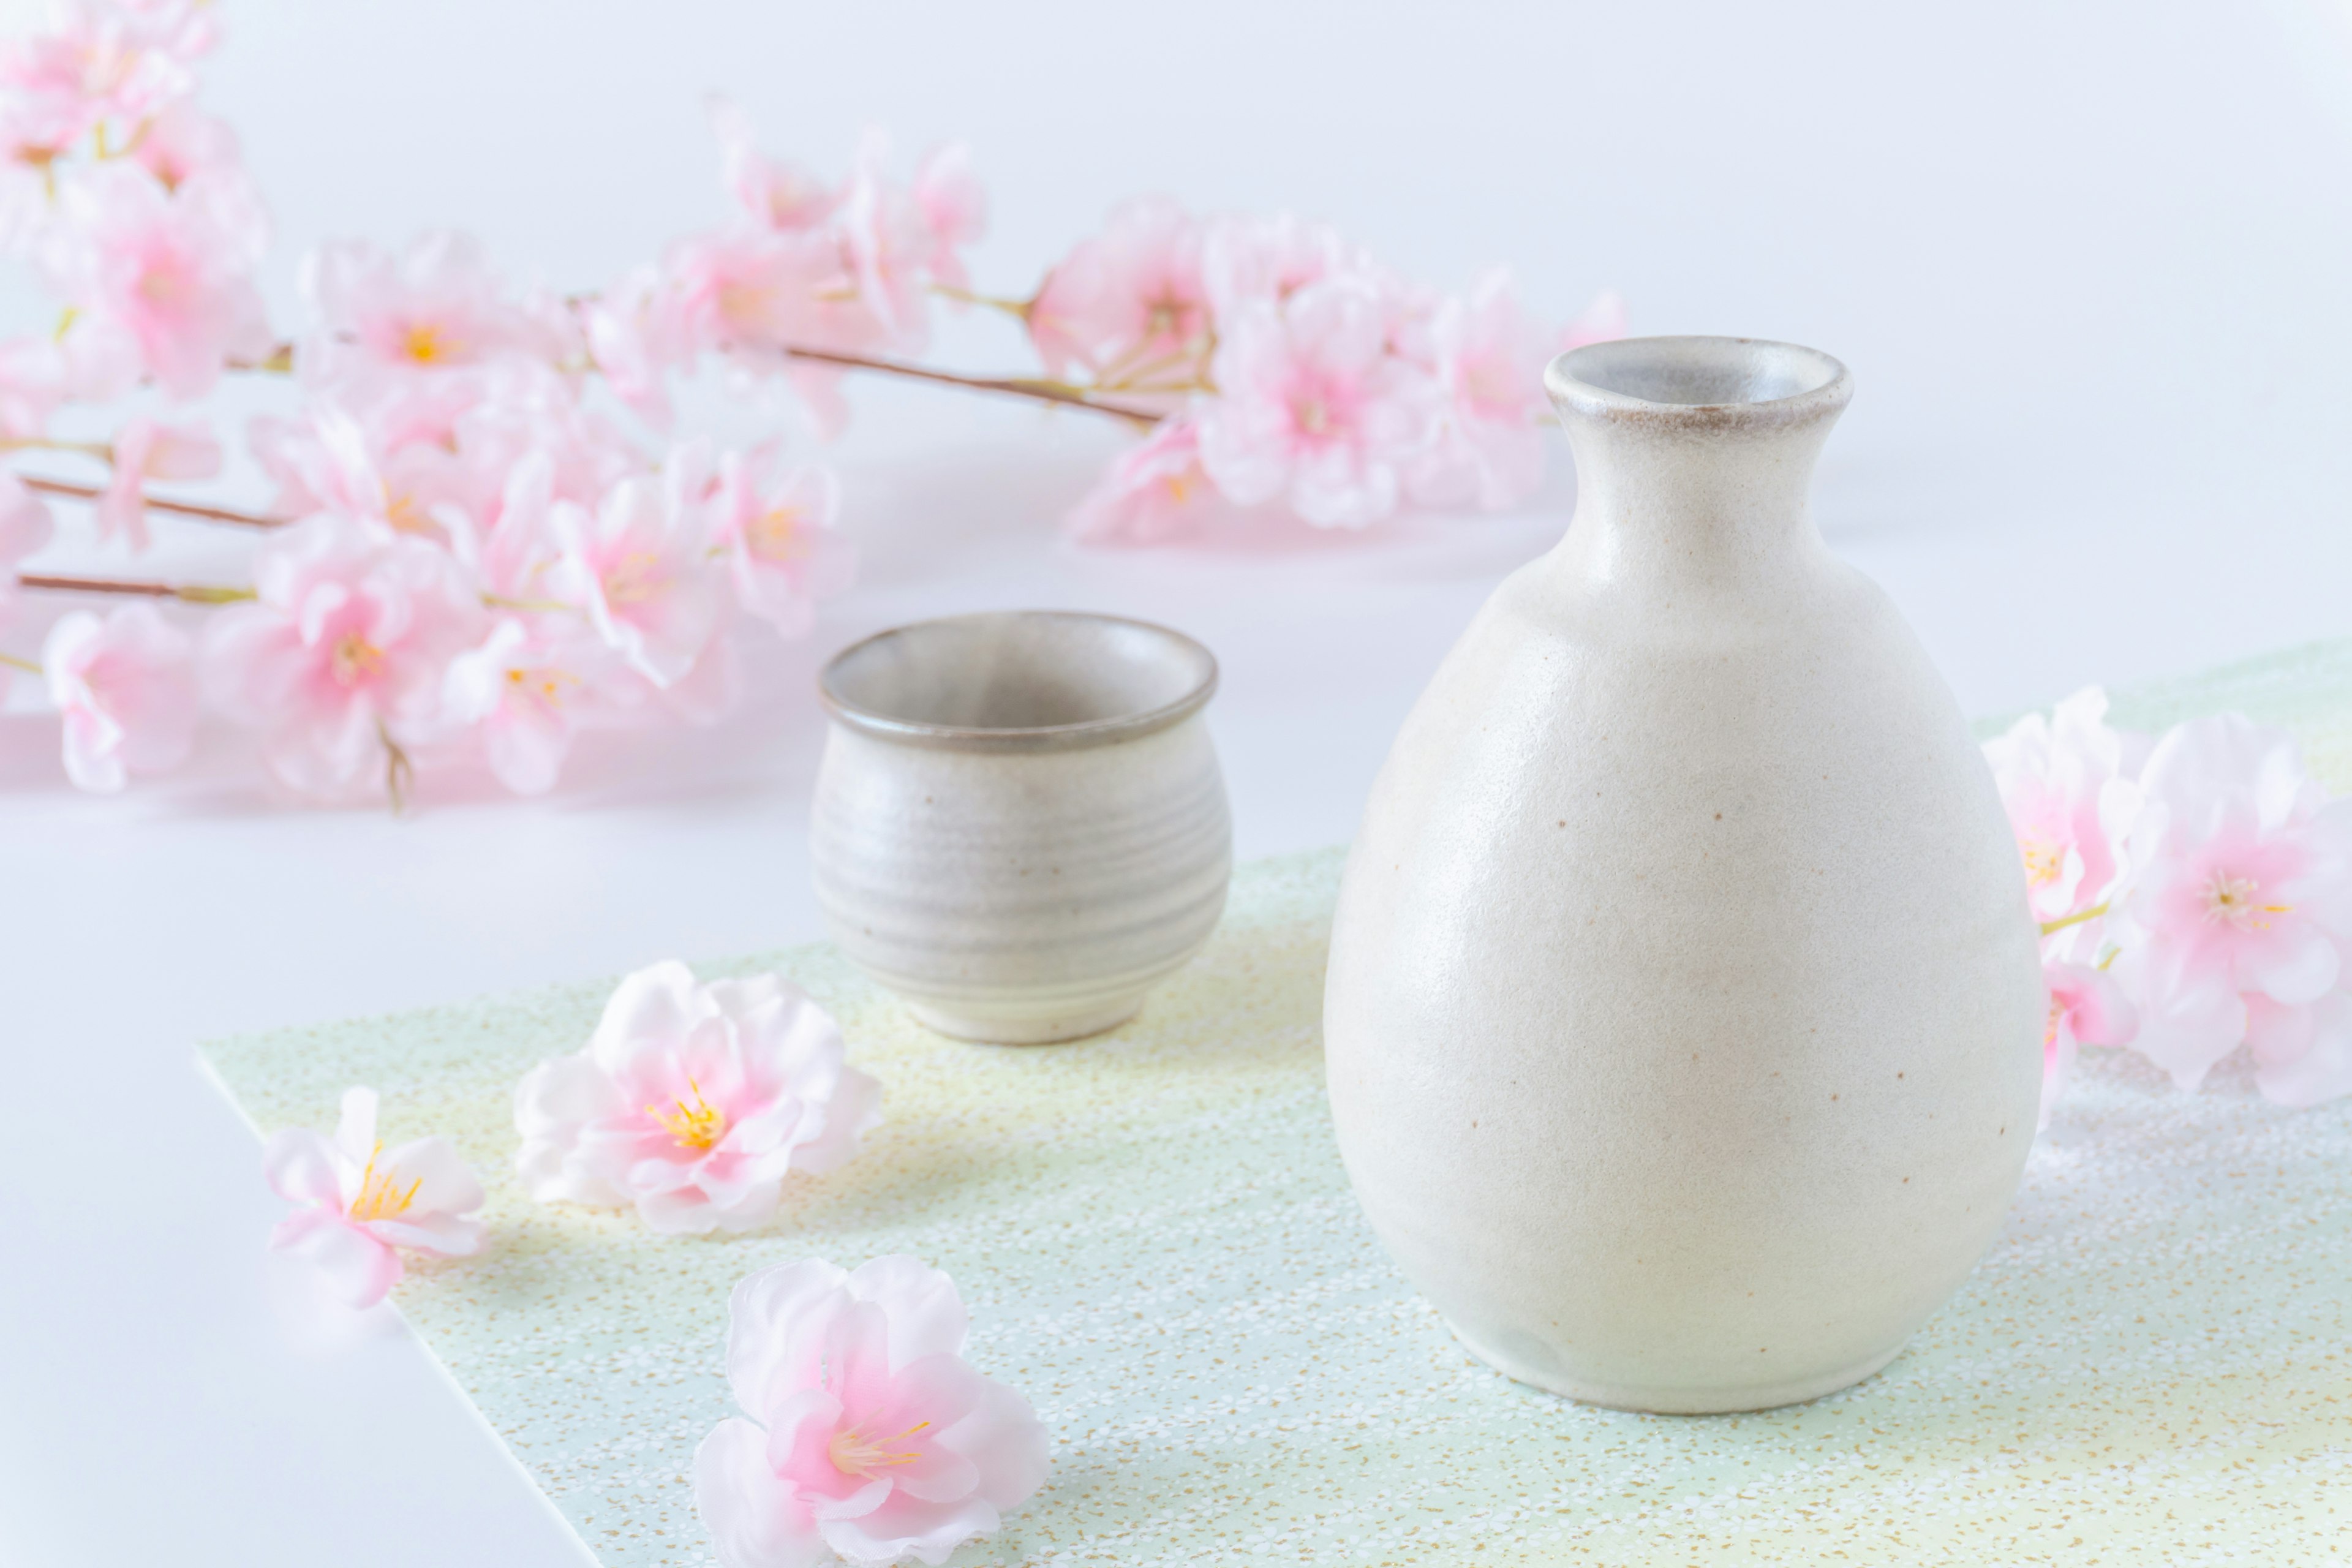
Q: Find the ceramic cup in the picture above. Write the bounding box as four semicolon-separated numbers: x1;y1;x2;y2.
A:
812;610;1232;1044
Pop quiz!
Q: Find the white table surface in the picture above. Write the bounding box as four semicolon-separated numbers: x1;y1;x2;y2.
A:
6;2;2352;1562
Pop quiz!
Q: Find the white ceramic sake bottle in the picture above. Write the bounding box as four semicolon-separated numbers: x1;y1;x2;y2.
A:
1323;336;2043;1414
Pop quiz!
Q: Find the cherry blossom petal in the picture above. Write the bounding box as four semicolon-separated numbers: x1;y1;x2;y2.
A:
262;1126;347;1211
519;963;879;1234
2113;962;2247;1091
276;1213;405;1308
2247;991;2352;1108
952;1376;1052;1513
42;602;198;791
695;1415;831;1568
699;1256;1047;1568
376;1136;485;1227
726;1259;850;1416
2236;917;2342;1007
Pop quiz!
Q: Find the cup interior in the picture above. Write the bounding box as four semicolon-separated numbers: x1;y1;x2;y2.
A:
821;611;1218;750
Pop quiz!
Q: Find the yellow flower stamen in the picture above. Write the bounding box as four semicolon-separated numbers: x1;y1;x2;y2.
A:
2018;835;2065;888
348;1142;421;1222
384;491;432;535
827;1420;932;1477
2204;873;2288;932
506;665;580;706
603;551;668;605
646;1077;726;1150
331;633;385;686
748;505;806;563
402;322;456;364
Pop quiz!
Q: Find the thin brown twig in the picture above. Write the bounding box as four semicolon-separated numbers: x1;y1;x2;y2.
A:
20;475;287;530
224;330;1164;426
775;345;1165;427
18;571;254;603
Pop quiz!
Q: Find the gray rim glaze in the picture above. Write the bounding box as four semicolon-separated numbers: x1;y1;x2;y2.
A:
817;610;1220;754
1544;335;1852;432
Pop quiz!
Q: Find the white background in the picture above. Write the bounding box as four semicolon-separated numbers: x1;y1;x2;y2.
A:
6;2;2352;1563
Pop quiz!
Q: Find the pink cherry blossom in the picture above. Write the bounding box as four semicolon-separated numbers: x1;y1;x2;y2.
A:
116;0;220;67
663;216;863;360
710;99;837;233
709;442;853;637
0;95;85;249
46;164;270;399
198;514;485;797
96;413;219;550
447;447;568;600
911;143;986;292
2109;715;2352;1096
1408;268;1556;511
300;232;560;394
581;264;692;429
0;2;193;131
1199;211;1352;318
1066;415;1215;545
658;225;876;435
0;337;66;439
835;130;948;345
0;470;55;625
1983;687;2143;954
451;361;643;503
41;601;197;791
440;616;628;796
654;616;745;728
264;1086;484;1309
258;403;489;546
2038;959;2136;1128
546;459;725;688
695;1256;1048;1567
1028;197;1210;393
130;101;241;194
1197;276;1442;528
653;129;976;437
2244;989;2352;1107
251;385;481;523
513;960;882;1234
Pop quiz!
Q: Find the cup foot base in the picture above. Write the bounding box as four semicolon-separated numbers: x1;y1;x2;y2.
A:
907;995;1144;1045
1451;1322;1907;1414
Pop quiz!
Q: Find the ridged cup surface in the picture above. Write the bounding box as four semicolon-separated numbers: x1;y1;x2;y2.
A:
813;611;1232;1044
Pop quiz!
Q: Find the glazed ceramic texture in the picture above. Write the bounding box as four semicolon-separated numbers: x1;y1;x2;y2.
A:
1323;337;2044;1414
812;611;1231;1044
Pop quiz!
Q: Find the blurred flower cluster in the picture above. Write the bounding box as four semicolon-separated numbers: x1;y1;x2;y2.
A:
0;2;1616;805
1036;202;1623;541
1988;690;2352;1117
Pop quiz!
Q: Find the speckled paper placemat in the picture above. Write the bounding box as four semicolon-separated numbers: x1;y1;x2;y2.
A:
203;640;2352;1567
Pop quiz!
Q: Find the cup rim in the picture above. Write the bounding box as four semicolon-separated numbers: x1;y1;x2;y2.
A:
818;609;1220;753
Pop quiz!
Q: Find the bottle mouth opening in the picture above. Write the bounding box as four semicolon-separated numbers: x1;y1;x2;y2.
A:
1546;336;1851;424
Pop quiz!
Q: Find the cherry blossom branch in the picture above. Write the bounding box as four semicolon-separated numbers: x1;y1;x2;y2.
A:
929;282;1033;319
18;475;287;529
223;330;1163;427
227;343;295;374
18;571;254;603
2040;902;2109;938
377;718;415;814
0;435;114;461
774;345;1163;427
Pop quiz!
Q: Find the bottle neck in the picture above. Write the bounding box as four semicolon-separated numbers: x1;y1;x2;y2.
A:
1544;404;1841;596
